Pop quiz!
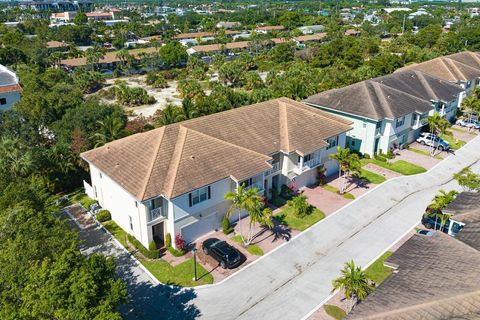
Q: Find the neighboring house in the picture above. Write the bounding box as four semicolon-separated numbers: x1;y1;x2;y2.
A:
46;40;69;52
0;65;21;111
255;25;286;33
370;69;464;122
305;78;433;156
216;21;241;29
173;31;240;46
297;25;325;34
59;47;160;70
443;192;480;246
81;98;352;248
304;70;464;156
348;229;480;319
398;51;480;96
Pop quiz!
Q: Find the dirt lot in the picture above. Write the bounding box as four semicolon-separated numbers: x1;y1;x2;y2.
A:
104;75;183;117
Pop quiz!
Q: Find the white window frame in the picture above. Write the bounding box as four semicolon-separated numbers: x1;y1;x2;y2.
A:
396;116;405;128
327;136;339;149
191;186;209;206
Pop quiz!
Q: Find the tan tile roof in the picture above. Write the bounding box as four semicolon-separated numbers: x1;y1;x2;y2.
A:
81;98;352;200
398;51;480;82
190;39;286;53
59;47;160;67
46;40;67;49
173;30;240;40
349;232;480;320
305;79;434;120
256;25;285;31
295;33;327;42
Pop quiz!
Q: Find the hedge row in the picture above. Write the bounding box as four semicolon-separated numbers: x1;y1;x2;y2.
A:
127;234;159;259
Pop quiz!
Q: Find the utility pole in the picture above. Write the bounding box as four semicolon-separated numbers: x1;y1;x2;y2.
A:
402;14;406;34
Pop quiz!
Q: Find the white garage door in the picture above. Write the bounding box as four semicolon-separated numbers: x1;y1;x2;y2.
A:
181;213;220;244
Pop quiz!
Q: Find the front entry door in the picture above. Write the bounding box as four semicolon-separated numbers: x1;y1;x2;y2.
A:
152;222;165;248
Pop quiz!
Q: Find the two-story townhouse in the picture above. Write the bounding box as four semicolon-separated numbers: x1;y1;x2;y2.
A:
397;51;480;97
81;98;352;248
304;79;435;156
0;64;21;112
370;70;464;122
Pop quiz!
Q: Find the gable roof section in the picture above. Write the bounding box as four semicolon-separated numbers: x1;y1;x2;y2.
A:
81;98;352;200
348;232;480;320
371;69;463;103
398;51;480;82
304;80;434;120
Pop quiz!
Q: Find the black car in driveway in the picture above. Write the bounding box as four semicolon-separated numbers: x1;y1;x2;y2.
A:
202;238;242;269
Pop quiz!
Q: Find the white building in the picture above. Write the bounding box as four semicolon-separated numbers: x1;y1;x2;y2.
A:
81;98;352;249
398;51;480;96
0;65;21;112
305;70;464;156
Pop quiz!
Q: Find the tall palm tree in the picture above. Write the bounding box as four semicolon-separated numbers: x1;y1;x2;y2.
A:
426;113;450;156
224;184;266;245
91;115;124;148
175;99;199;121
331;260;374;312
116;49;131;67
461;96;478;122
330;147;361;194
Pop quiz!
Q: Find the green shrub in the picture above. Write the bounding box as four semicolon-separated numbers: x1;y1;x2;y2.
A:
127;234;159;259
287;194;310;218
96;210;111;222
82;198;98;210
149;240;157;251
280;184;294;200
386;150;395;159
363;153;371;159
222;215;234;234
168;246;186;257
165;233;172;248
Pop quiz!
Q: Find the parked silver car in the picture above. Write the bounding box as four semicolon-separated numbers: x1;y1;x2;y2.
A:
456;118;480;129
416;133;450;151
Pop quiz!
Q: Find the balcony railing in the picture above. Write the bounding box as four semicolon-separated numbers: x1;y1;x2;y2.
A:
304;157;321;170
149;206;167;222
245;182;265;192
264;162;280;176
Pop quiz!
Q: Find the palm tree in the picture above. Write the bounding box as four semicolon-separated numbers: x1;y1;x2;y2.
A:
461;96;478;122
224;184;268;245
91;115;124;148
85;47;104;70
116;49;131;68
331;260;374;312
425;189;458;230
155;104;181;127
175;99;199;121
426;113;450;156
330;147;361;194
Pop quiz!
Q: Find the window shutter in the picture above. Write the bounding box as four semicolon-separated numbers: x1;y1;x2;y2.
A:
188;193;192;207
207;186;211;199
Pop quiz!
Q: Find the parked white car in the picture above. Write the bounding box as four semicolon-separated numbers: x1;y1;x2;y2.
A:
416;133;450;151
456;118;480;129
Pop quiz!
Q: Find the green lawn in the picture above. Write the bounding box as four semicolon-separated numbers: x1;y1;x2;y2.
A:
358;168;386;185
67;188;97;209
324;304;347;320
231;235;264;256
408;148;443;160
440;133;466;150
103;221;213;286
361;159;426;176
275;206;325;231
322;185;355;200
103;221;128;248
141;258;213;286
365;251;393;285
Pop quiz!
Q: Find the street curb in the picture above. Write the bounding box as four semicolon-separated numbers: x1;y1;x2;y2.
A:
194;135;480;290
